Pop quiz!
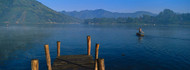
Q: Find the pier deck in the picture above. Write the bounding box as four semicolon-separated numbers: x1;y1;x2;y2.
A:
31;36;105;70
52;55;94;70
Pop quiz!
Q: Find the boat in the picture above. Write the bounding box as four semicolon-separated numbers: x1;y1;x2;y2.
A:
136;32;144;37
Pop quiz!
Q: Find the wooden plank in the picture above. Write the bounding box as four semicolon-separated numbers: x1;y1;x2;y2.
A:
52;55;94;70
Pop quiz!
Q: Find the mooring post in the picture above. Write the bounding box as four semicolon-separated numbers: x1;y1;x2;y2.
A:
95;60;98;70
31;59;39;70
44;44;52;70
87;36;91;55
98;59;105;70
94;44;100;70
95;44;99;59
57;41;61;57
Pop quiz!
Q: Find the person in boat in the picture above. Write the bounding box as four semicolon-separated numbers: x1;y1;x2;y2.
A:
139;27;144;33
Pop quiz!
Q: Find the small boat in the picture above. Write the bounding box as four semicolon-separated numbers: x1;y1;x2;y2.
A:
136;32;144;37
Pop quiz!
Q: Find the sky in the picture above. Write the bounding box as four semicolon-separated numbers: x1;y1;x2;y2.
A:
37;0;190;14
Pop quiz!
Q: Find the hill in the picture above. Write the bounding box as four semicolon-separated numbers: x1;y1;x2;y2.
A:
61;9;157;19
84;9;190;24
0;0;81;24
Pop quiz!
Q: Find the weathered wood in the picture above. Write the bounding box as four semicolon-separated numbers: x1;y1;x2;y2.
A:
95;44;99;60
98;59;105;70
31;59;39;70
94;44;99;70
57;41;61;57
52;55;94;70
94;60;98;70
87;36;91;55
44;45;52;70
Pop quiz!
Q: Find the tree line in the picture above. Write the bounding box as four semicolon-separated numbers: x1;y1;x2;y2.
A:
84;9;190;24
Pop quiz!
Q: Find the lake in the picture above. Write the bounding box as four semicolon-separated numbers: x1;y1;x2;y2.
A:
0;24;190;70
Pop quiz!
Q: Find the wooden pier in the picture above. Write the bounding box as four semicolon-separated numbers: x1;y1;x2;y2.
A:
31;36;105;70
52;55;94;70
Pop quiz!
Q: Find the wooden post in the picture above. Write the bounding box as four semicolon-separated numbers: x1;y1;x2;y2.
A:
31;59;39;70
98;59;105;70
94;60;98;70
87;36;91;55
57;41;61;57
95;44;99;60
94;44;99;70
44;44;52;70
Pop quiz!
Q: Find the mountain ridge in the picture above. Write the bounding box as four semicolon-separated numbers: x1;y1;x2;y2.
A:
83;9;190;24
61;9;157;19
0;0;81;24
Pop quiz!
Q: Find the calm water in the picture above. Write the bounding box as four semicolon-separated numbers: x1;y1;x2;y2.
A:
0;24;190;70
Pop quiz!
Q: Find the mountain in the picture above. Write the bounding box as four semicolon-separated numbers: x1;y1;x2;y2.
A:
155;9;190;24
0;0;81;24
84;9;190;24
61;9;157;19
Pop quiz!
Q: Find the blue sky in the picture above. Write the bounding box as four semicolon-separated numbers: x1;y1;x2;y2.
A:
37;0;190;13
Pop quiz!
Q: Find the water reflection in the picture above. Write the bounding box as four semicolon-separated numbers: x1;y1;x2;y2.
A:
138;36;143;43
0;25;50;60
